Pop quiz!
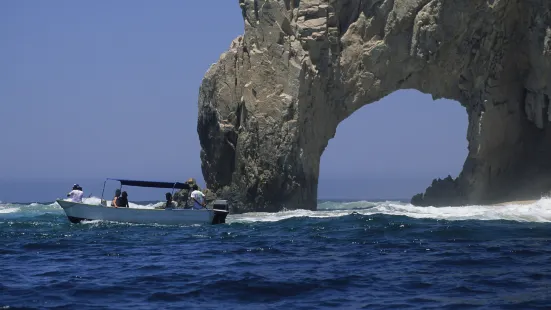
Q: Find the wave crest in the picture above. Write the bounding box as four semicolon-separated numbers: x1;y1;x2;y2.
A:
231;199;551;223
2;198;551;223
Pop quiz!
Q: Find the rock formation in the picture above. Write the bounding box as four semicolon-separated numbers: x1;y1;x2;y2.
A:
197;0;551;212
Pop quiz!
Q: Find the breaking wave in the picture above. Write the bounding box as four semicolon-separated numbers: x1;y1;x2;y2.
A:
231;199;551;223
3;197;549;223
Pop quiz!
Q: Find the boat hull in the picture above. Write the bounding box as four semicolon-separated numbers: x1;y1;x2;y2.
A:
56;200;228;225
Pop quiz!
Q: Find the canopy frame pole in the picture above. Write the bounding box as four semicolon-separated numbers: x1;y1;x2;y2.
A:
100;179;107;201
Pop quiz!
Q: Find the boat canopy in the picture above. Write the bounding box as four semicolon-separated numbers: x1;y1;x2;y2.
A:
109;178;191;190
100;178;192;202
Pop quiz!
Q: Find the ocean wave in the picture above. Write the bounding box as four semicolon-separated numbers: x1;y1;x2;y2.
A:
0;207;20;214
2;197;551;223
230;198;551;224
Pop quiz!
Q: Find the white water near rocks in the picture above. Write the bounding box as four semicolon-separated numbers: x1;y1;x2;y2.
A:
2;197;551;223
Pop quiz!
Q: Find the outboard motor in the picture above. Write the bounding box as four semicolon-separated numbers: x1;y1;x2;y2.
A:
212;200;229;211
211;200;229;224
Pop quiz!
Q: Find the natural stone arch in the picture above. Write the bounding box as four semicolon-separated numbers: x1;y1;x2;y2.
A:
198;0;551;213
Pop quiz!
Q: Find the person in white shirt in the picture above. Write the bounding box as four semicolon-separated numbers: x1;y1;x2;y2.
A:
67;184;84;203
189;185;206;209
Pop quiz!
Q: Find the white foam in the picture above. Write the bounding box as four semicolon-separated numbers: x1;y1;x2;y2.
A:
81;197;105;205
230;198;551;223
4;197;551;224
0;207;20;214
367;200;551;222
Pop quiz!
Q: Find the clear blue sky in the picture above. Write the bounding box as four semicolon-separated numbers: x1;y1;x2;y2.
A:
0;1;467;202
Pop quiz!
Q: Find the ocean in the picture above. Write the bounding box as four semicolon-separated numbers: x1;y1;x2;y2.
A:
1;198;550;309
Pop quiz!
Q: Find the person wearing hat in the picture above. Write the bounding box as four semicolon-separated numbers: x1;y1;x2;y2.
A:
173;178;201;208
67;184;83;203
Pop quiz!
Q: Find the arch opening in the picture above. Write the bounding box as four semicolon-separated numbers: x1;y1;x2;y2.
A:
319;89;468;203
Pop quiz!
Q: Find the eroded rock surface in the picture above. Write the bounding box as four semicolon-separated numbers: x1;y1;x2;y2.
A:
198;0;551;212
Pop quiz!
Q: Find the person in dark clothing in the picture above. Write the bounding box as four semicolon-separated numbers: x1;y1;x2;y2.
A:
115;191;129;208
165;192;177;209
111;189;121;207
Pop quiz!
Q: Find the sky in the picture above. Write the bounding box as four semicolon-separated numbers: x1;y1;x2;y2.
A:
0;1;468;202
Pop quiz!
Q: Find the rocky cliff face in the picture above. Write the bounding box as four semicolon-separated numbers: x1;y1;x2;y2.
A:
198;0;551;212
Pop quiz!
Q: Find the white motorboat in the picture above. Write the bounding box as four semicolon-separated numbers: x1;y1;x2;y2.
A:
56;178;229;225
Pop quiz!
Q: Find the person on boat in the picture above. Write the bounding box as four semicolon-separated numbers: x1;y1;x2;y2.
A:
190;185;206;209
111;189;121;207
154;193;177;209
165;192;177;209
67;184;83;203
173;178;199;208
114;191;130;208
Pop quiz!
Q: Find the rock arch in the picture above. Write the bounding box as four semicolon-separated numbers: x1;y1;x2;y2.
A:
198;0;551;213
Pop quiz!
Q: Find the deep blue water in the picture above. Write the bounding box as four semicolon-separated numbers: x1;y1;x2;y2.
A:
1;199;551;309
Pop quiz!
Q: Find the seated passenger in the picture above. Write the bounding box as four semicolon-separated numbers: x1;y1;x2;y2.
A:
115;191;130;208
155;192;175;209
111;189;121;207
164;192;177;209
67;184;83;203
190;185;206;210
